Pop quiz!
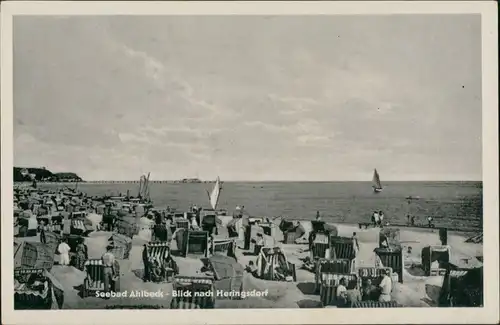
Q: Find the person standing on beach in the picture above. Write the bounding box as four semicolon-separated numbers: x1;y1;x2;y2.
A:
316;211;321;221
378;269;393;302
336;278;348;307
411;216;416;226
379;211;384;226
57;239;71;266
142;244;150;282
102;251;118;293
372;211;380;227
427;216;434;228
39;220;47;244
352;232;360;252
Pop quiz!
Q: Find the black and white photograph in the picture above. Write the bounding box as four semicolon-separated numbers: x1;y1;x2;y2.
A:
1;1;498;324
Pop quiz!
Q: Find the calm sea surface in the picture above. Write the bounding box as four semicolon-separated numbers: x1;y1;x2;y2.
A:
38;181;482;231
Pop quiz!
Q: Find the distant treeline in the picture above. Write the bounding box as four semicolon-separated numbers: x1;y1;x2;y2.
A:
13;167;83;182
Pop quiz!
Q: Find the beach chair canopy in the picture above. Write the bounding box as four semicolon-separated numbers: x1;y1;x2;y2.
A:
203;255;244;281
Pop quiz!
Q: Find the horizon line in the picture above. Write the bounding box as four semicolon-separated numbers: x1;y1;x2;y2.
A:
25;179;483;183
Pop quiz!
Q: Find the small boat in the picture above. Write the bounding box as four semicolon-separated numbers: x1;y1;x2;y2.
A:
372;168;383;193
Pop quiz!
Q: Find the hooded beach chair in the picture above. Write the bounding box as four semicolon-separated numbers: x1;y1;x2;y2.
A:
202;255;244;300
152;223;173;242
374;247;405;283
108;233;132;259
170;276;215;309
330;236;357;260
357;266;395;291
420;245;450;277
14;268;64;310
314;258;356;292
311;232;330;259
81;259;121;298
183;231;209;258
14;240;54;271
319;272;358;307
115;218;138;239
70;218;93;236
438;267;483;307
145;242;176;283
211;238;236;258
255;247;297;282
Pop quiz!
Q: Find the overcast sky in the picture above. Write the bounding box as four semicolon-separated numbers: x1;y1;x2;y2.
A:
13;15;482;181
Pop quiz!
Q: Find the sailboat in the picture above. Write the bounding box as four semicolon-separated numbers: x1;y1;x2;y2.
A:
372;168;383;193
207;176;222;210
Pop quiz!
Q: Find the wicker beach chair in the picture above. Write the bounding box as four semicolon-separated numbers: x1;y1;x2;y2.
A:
81;259;121;298
357;266;395;291
14;240;54;271
311;232;330;259
144;242;176;283
330;236;357;260
202;254;244;300
314;258;356;292
182;231;210;258
420;245;450;277
255;247;297;282
170;276;215;309
107;233;132;259
114;218;138;239
319;273;358;307
14;268;64;310
439;267;483;307
211;238;236;258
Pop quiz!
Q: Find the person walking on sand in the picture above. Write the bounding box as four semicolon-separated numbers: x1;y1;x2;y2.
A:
378;269;393;302
57;239;71;266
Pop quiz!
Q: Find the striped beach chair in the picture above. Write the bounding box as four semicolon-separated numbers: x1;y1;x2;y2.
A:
256;247;297;282
81;259;121;298
170;276;215;309
315;259;356;293
330;236;356;260
375;247;405;282
146;242;175;283
319;273;358;307
357;266;394;288
311;232;330;259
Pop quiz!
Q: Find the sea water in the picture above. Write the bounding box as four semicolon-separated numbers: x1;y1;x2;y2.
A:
37;181;482;231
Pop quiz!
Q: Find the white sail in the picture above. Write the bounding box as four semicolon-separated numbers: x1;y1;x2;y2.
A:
208;177;222;210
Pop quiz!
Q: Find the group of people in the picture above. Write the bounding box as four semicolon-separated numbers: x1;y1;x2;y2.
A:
406;215;435;228
335;268;393;307
371;211;385;227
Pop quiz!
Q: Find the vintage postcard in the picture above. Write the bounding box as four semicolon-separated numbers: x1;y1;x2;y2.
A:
1;1;498;324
